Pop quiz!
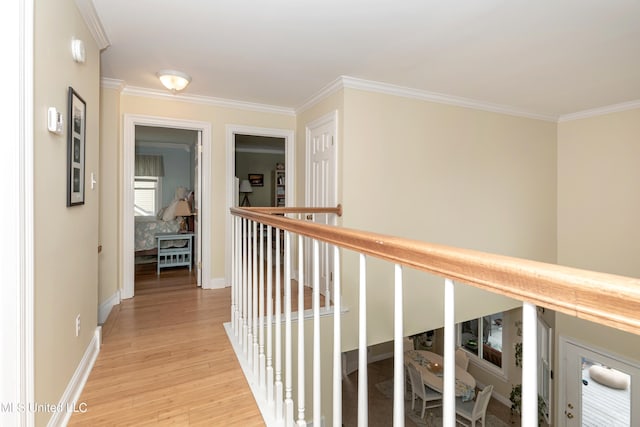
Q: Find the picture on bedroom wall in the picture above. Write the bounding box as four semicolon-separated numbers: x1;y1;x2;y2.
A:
67;87;86;206
248;173;264;187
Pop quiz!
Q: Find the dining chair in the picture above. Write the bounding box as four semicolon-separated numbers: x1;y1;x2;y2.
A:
455;384;493;427
455;348;470;371
407;363;442;419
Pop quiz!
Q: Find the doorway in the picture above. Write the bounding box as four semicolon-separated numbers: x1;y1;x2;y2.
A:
123;115;212;299
133;125;199;293
560;337;640;426
225;125;294;287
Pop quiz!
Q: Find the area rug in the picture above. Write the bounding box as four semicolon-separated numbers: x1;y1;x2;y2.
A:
375;379;510;427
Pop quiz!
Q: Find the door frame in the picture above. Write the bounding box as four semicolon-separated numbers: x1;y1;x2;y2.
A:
225;125;295;288
558;336;640;426
122;114;212;298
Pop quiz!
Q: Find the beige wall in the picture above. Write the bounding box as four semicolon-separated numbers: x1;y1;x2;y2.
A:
555;108;640;423
98;93;295;300
34;0;100;425
338;88;557;349
99;87;121;305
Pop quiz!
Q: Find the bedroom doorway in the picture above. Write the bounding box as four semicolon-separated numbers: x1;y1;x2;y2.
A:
133;125;200;293
122;115;212;299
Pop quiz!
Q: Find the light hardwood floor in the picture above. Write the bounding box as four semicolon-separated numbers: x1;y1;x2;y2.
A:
69;264;265;426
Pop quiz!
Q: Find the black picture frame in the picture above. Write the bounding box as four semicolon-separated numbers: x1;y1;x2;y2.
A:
67;87;86;206
248;173;264;187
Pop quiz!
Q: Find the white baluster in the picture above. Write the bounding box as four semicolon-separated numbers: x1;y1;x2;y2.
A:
284;230;294;426
275;226;283;420
247;220;253;365
231;215;235;334
313;239;321;427
358;254;368;427
267;225;274;405
522;302;538;427
253;220;259;375
242;218;248;355
324;215;330;310
393;264;404;427
297;234;306;426
259;223;266;391
332;246;342;427
235;216;240;337
443;278;455;426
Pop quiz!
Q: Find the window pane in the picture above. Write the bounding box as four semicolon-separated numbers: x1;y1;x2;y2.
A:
482;313;502;367
461;319;479;356
134;177;159;216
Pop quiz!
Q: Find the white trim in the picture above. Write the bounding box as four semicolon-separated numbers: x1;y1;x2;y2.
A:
122;115;212;298
98;290;121;324
298;75;558;122
0;1;34;425
121;85;295;116
73;0;110;50
558;99;640;122
225;125;295;288
210;277;226;289
100;78;125;91
46;327;101;427
304;110;339;209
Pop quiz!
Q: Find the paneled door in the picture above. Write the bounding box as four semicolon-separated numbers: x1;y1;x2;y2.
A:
305;111;338;307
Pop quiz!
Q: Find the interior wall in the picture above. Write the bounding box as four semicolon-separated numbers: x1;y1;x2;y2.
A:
339;88;557;350
34;0;100;425
235;151;285;207
98;92;295;292
556;107;640;423
99;87;121;308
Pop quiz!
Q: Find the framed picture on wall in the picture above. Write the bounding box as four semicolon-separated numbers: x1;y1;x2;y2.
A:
248;173;264;187
67;87;86;206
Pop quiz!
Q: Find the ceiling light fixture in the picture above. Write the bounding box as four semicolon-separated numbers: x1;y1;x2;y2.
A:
156;69;191;93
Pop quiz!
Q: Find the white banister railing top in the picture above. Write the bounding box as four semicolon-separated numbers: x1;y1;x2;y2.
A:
230;206;640;336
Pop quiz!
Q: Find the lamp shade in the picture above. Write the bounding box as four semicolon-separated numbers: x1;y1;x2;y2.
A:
174;200;191;217
239;179;253;193
157;69;191;92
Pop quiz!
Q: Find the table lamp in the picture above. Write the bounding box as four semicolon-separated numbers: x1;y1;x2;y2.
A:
174;200;192;232
240;179;253;206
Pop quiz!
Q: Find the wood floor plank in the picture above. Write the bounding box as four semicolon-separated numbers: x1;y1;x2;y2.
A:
69;265;265;426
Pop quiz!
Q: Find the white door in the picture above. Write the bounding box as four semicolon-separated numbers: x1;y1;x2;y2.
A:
560;338;639;426
305;111;338;308
195;131;202;286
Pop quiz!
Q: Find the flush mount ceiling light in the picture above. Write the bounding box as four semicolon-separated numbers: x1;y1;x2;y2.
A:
156;69;191;93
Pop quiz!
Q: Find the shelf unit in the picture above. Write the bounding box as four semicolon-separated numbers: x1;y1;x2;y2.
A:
272;169;285;207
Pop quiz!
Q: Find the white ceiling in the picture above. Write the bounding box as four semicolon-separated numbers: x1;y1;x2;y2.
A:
92;0;640;119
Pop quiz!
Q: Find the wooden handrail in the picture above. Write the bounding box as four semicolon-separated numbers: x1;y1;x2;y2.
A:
230;206;640;336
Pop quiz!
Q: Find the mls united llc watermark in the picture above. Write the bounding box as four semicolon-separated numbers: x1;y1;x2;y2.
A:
1;401;88;414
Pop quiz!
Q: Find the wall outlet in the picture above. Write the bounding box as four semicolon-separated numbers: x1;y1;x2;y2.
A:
75;314;81;337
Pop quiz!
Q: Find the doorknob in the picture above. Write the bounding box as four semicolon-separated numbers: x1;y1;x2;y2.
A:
568;403;574;409
567;412;574;419
306;214;313;220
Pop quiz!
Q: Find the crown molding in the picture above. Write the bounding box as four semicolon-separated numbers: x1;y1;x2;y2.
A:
339;76;558;122
558;99;640;122
74;0;110;50
296;77;345;114
100;78;125;91
119;85;295;116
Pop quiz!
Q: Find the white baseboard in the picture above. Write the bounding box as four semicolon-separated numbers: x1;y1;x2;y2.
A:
98;290;120;324
47;327;101;427
207;277;226;289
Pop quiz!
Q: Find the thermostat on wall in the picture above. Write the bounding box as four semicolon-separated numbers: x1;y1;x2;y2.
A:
47;107;63;134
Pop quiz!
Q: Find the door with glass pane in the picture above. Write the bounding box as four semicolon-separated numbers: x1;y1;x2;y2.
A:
561;338;638;426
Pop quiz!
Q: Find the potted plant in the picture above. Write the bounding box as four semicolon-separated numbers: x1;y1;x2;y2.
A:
510;342;547;425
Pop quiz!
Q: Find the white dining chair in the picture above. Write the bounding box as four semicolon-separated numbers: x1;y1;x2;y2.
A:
455;384;493;427
407;363;442;419
455;348;470;371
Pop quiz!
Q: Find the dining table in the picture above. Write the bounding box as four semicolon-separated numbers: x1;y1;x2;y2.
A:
404;349;476;399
